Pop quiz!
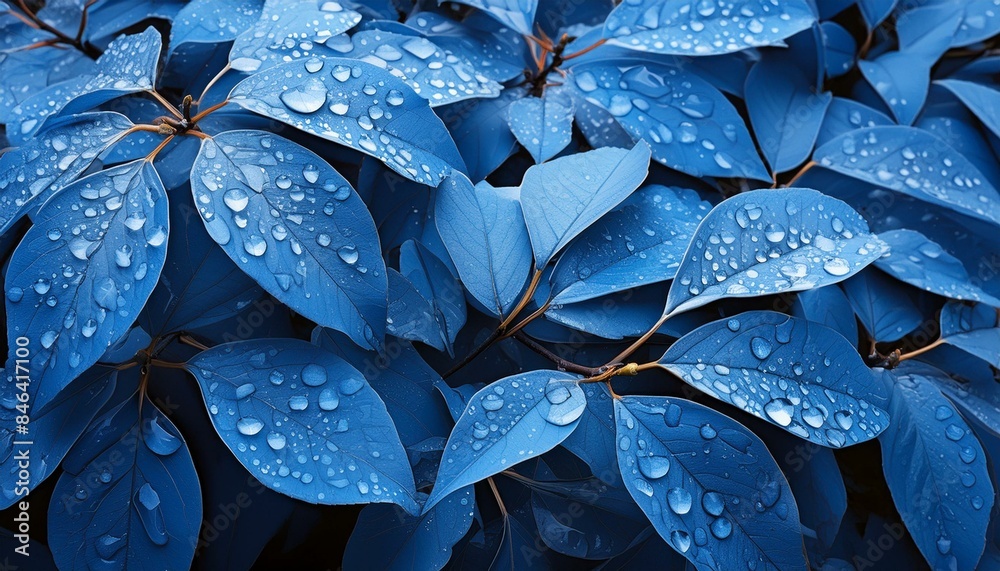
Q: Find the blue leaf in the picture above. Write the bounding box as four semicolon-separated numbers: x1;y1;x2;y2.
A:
660;311;890;447
0;43;93;124
506;95;573;164
874;229;1000;307
569;61;769;180
49;394;201;571
142;188;263;336
402;12;526;83
442;87;524;181
820;22;856;78
947;0;1000;46
311;326;454;447
571;94;637;149
230;57;466;187
663;188;887;317
228;0;361;72
12;27;162;139
550;185;709;304
815;97;893;149
929;357;1000;437
791;285;859;345
813;126;1000;227
0;365;116;508
386;269;448;351
614;396;807;570
356;159;429;254
169;0;262;52
337;30;501;107
0;111;133;235
84;0;186;42
185;338;419;512
602;0;815;56
344;486;475;571
399;239;466;352
447;0;538;35
435;174;532;318
559;382;617;483
842;269;924;343
879;362;994;571
5;160;168;410
101;325;151;363
939;301;1000;367
858;0;895;28
745;52;832;174
190;129;388;350
938;79;1000;141
520;143;650;268
424;371;586;512
545;284;668;340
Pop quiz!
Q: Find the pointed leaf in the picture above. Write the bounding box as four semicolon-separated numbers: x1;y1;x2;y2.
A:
520;143;650;267
399;240;465;351
386;269;448;351
424;371;586;512
940;301;1000;367
602;0;815;56
5;160;168;410
190;130;388;350
435;175;532;318
660;311;890;447
842;269;924;343
664;188;887;316
560;382;617;482
938;79;1000;140
170;0;262;52
230;57;466;187
186;339;419;512
443;87;523;181
791;285;859;345
448;0;538;35
506;95;573;164
615;396;807;571
879;363;994;571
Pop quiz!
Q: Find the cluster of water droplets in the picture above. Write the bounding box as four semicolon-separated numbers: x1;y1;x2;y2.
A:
405;13;526;83
604;0;808;55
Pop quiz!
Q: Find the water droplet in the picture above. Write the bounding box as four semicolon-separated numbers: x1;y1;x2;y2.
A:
637;455;670;479
267;432;287;450
702;491;725;516
823;258;851;276
544;382;586;426
318;388;340;411
244;235;267;257
237;417;264;435
482;393;504;411
302;364;328;387
667;487;692;514
280;77;328;114
710;517;732;539
764;399;794;426
224;188;249;212
288;395;309;411
134;483;167;545
337;245;359;264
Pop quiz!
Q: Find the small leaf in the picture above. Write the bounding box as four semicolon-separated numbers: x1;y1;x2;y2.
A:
447;0;538;35
939;301;1000;367
399;240;465;353
560;382;617;482
615;396;807;570
520;143;650;268
663;188;887;317
602;0;815;56
229;0;361;72
792;285;859;345
569;61;769;180
660;311;890;447
190;130;387;350
386;269;448;351
423;371;586;513
506;95;574;164
443;87;524;181
938;78;1000;140
550;185;710;304
186;339;419;512
842;269;924;343
170;0;262;52
435;174;532;318
813;126;1000;227
5;160;168;410
231;57;466;187
50;394;201;570
879;362;994;571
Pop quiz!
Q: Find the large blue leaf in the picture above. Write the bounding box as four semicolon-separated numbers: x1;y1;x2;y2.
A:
519;143;650;268
939;301;1000;367
190;129;388;350
0;365;116;508
423;371;586;512
5;160;168;410
230;57;466;187
813;126;1000;227
169;0;262;52
11;27;162;140
569;61;769;180
185;339;419;512
791;285;859;345
344;486;475;571
50;393;202;571
879;362;994;571
545;283;669;340
448;0;538;35
874;229;1000;307
602;0;815;56
337;30;501;107
614;396;807;570
0;111;133;235
663;188;887;317
228;0;361;72
550;184;708;304
841;269;923;343
399;239;465;352
435;174;532;318
660;311;890;447
745;52;832;174
506;95;573;164
141;188;263;336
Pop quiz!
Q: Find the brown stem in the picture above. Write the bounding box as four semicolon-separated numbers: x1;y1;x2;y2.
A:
147;90;184;120
512;331;617;377
897;339;944;363
786;160;816;187
144;135;174;162
605;312;671;367
561;38;607;61
178;334;211;351
190;99;229;124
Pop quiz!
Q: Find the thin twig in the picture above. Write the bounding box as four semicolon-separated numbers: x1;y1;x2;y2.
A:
605;312;671;368
147;90;184;119
178;334;211;351
785;160;816;187
897;339;944;363
144;135;174;162
561;38;607;61
512;331;612;377
190;99;229;124
196;63;231;106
